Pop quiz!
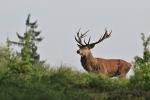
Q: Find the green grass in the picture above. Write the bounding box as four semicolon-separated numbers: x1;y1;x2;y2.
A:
0;64;149;100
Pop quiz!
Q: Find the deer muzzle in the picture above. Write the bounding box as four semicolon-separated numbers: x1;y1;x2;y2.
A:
77;50;80;54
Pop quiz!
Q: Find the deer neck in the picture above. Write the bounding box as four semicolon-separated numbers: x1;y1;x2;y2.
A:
80;52;97;71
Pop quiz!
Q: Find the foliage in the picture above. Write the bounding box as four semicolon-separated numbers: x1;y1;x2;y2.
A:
133;33;150;82
129;33;150;98
7;14;43;74
0;63;149;100
0;46;11;76
0;47;149;100
0;44;149;100
7;14;43;63
0;46;10;66
134;33;150;68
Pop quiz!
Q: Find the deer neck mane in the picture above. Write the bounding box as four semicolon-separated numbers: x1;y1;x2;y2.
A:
80;52;98;71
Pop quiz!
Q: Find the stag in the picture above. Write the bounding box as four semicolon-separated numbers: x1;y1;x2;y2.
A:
75;29;131;78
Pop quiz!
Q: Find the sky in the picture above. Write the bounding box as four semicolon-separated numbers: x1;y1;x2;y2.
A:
0;0;150;71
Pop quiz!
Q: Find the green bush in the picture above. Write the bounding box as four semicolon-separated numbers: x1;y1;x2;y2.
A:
0;33;150;100
0;56;149;100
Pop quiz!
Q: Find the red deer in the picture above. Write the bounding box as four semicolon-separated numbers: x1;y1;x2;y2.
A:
75;28;131;78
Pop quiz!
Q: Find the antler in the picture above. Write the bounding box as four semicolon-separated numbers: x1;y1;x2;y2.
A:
75;28;112;47
75;28;89;46
89;28;112;46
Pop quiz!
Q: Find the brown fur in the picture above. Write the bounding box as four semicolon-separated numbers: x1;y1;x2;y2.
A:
78;47;131;78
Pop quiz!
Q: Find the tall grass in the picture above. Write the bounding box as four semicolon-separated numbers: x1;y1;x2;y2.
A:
0;63;149;100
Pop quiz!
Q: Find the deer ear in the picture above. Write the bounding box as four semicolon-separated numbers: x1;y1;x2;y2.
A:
89;44;95;49
77;44;82;48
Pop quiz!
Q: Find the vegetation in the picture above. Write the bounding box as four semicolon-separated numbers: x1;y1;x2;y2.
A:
0;16;150;100
7;14;43;75
130;33;150;97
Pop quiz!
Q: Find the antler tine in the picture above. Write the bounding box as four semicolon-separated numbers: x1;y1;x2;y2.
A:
84;39;87;45
75;28;86;46
77;28;81;38
102;29;109;39
105;28;112;36
100;29;111;42
80;30;89;38
88;36;91;44
89;29;112;46
75;30;82;45
82;30;90;45
75;29;90;46
109;30;112;35
75;36;83;46
84;36;91;45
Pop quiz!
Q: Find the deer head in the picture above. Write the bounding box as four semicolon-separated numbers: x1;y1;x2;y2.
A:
75;28;112;57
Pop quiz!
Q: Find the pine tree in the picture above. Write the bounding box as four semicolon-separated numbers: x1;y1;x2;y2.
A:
7;14;43;74
8;14;43;65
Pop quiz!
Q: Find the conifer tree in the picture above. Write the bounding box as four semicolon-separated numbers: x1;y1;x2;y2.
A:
8;14;43;65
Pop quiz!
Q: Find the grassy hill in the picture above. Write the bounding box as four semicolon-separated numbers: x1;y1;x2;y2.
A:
0;64;149;100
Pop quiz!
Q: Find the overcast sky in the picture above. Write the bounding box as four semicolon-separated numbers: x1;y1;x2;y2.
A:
0;0;150;71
